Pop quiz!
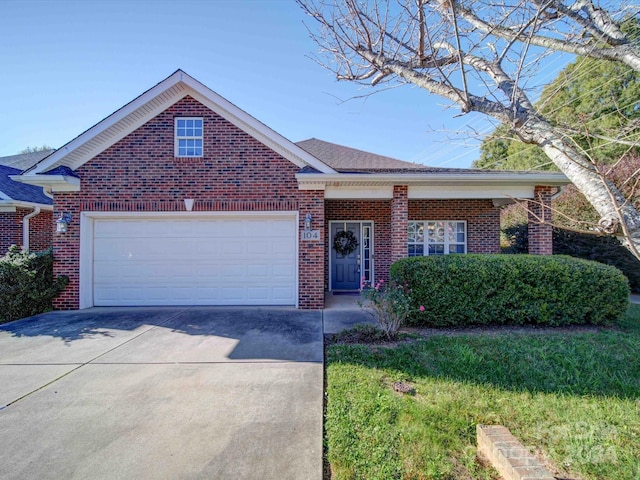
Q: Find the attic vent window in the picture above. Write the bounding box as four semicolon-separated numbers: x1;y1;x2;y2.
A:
175;117;203;157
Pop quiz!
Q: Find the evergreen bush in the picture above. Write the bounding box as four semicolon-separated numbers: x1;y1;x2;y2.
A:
0;246;68;323
503;224;640;292
390;254;629;327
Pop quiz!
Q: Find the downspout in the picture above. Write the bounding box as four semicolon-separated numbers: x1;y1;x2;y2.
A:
551;186;564;200
22;207;41;251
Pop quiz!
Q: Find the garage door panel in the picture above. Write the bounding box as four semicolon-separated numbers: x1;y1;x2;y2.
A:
272;263;296;278
92;215;297;306
273;286;296;301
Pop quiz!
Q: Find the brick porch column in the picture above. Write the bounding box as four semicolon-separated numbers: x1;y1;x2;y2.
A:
391;185;408;262
528;186;554;255
298;190;325;309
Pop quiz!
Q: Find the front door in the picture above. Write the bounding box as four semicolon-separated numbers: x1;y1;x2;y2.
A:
330;222;373;291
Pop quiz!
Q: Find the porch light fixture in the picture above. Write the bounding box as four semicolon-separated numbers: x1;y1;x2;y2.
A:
304;213;312;231
56;213;72;233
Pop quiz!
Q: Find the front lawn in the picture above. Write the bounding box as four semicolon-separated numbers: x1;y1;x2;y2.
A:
324;304;640;480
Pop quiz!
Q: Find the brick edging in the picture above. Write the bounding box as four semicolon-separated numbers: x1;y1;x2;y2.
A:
477;425;555;480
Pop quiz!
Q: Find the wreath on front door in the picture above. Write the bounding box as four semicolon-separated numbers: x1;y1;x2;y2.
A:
333;230;359;256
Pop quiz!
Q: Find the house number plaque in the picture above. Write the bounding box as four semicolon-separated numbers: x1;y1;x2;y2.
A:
301;230;321;241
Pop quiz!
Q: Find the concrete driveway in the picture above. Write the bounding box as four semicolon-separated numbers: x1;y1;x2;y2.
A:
0;307;323;480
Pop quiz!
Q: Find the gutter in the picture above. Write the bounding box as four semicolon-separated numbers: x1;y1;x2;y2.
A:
0;200;53;211
9;174;80;192
22;207;41;251
295;171;570;187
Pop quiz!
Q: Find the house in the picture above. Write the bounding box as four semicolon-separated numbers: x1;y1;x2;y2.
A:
0;150;55;253
14;70;569;310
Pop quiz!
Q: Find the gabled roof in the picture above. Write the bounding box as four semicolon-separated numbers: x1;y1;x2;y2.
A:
23;69;337;178
0;150;54;171
0;164;52;206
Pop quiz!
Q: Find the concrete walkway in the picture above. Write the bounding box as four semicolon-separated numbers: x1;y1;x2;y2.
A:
322;293;375;334
631;294;640;305
0;307;323;480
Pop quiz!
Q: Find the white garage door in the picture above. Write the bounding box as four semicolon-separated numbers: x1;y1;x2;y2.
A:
92;214;297;306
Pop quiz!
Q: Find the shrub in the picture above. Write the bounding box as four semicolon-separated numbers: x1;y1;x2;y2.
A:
390;254;629;327
359;279;415;339
0;246;69;323
503;223;640;292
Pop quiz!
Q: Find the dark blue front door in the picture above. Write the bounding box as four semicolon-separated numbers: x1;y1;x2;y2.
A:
331;222;361;290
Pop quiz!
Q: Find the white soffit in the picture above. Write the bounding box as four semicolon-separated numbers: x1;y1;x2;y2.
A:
325;185;394;199
27;70;336;175
408;185;535;199
296;172;569;190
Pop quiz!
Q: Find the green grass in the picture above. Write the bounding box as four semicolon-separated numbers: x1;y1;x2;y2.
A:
324;304;640;480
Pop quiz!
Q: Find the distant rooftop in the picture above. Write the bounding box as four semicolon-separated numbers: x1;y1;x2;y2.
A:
0;150;55;172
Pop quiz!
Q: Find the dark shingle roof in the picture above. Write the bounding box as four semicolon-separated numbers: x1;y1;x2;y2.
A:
0;150;55;172
0;165;52;205
295;138;431;172
295;138;555;176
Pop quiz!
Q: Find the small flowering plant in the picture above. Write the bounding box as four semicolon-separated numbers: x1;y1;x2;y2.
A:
359;277;423;340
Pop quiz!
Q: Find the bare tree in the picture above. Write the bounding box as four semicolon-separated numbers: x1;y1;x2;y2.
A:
297;0;640;259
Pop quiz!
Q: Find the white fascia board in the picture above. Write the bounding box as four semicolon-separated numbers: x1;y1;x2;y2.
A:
297;171;569;188
408;185;535;199
27;73;187;175
10;174;80;192
0;200;53;211
325;185;394;199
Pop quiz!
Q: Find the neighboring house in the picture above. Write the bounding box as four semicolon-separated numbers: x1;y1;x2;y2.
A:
0;151;55;253
15;70;569;310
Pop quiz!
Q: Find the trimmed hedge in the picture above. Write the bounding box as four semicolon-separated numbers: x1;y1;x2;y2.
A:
390;254;629;327
502;223;640;293
0;246;68;323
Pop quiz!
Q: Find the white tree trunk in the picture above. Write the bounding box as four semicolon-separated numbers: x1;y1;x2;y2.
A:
521;117;640;257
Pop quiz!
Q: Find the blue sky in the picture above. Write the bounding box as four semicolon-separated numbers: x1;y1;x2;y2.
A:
0;0;567;167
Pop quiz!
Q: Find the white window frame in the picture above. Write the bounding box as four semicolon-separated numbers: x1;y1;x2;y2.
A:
408;220;467;256
174;117;203;157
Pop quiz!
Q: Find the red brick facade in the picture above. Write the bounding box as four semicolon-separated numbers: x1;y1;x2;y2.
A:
47;94;552;310
0;212;21;253
53;96;326;309
409;199;501;254
528;186;554;255
325;197;501;287
0;209;52;254
391;186;409;262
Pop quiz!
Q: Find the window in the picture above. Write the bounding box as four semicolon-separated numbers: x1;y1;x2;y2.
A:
408;221;466;256
175;117;203;157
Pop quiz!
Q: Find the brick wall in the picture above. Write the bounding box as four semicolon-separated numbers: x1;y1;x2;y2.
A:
325;197;501;287
0;211;21;253
409;199;500;253
0;209;53;254
528;186;554;255
29;210;53;252
52;96;324;309
53;194;81;310
392;186;409;262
